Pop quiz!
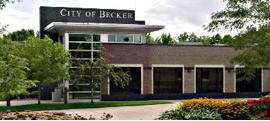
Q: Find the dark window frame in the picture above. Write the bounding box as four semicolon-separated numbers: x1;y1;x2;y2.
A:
196;67;224;93
153;67;183;94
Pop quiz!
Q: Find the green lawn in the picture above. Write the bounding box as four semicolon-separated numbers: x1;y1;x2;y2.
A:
0;101;171;112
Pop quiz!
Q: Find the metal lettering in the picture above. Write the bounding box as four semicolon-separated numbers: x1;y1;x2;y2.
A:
116;13;122;18
60;9;67;16
99;11;106;18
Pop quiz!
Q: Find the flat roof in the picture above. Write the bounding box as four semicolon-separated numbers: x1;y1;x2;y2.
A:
102;42;231;48
45;22;164;33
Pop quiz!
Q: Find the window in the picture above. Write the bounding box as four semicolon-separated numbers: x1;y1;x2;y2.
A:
154;67;183;94
108;34;142;43
110;67;141;95
117;34;133;42
134;34;141;43
93;43;101;50
108;35;115;42
236;68;262;92
70;51;92;58
196;68;223;93
69;34;101;60
93;34;100;42
68;33;101;99
69;43;92;50
69;34;92;42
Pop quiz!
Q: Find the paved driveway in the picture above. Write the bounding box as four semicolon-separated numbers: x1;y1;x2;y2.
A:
42;102;178;120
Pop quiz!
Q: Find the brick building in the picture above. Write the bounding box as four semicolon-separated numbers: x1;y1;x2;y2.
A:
40;6;270;101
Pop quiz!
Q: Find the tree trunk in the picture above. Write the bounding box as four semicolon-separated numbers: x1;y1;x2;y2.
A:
91;86;94;104
64;87;68;104
38;86;41;105
6;95;11;106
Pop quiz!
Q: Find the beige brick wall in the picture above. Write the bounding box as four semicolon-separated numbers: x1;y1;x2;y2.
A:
224;71;235;93
263;70;270;92
184;70;195;93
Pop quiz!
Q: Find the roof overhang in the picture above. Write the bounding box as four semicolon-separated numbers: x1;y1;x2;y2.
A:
44;22;164;33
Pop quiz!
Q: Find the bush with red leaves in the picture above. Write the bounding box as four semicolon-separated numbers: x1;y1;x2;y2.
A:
247;97;270;120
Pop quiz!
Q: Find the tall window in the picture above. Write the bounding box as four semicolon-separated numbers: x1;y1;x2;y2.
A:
110;67;141;95
68;34;101;99
154;67;183;94
108;34;141;43
69;34;101;61
236;68;262;92
196;68;223;93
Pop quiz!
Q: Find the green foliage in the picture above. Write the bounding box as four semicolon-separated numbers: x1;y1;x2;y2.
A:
0;0;17;10
157;108;222;120
29;91;38;98
23;36;71;103
177;32;233;45
0;101;171;112
146;33;161;44
0;38;36;102
0;24;7;35
3;29;35;42
230;25;270;80
206;0;270;81
247;97;270;119
205;0;270;31
146;33;174;44
23;36;71;86
160;33;175;44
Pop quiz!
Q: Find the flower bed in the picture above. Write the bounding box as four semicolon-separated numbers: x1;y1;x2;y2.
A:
176;98;249;120
0;110;113;120
247;97;270;120
0;110;87;120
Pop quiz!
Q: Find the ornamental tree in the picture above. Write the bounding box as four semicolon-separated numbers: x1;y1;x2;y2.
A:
71;48;131;103
0;38;36;106
23;36;71;104
3;29;35;42
205;0;270;80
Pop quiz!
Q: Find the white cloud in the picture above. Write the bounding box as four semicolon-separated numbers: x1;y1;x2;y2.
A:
0;0;236;38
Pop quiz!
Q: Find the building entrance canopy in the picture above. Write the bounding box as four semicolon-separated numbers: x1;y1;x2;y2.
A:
45;22;164;33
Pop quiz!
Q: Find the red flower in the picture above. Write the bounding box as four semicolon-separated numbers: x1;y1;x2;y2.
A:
247;100;255;103
261;111;268;115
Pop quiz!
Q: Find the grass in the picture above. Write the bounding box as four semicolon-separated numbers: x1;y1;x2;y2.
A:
0;101;171;112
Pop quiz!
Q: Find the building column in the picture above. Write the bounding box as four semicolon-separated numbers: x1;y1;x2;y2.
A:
263;69;270;92
183;69;195;93
143;68;152;94
224;69;236;93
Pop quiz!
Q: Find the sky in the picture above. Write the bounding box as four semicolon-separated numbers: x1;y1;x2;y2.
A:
0;0;230;38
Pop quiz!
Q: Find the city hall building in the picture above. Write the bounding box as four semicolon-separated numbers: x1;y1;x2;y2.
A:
40;6;270;101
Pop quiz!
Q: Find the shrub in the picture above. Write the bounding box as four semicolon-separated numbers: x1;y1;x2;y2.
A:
176;98;249;120
29;91;38;98
247;97;270;120
157;108;222;120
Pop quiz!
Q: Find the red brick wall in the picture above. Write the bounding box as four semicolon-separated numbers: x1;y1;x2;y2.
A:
103;43;151;95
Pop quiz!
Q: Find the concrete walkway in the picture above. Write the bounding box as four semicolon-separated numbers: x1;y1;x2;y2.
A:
42;102;178;120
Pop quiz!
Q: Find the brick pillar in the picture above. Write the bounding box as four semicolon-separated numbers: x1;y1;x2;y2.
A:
143;69;152;94
224;70;235;93
263;70;270;92
184;70;195;93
